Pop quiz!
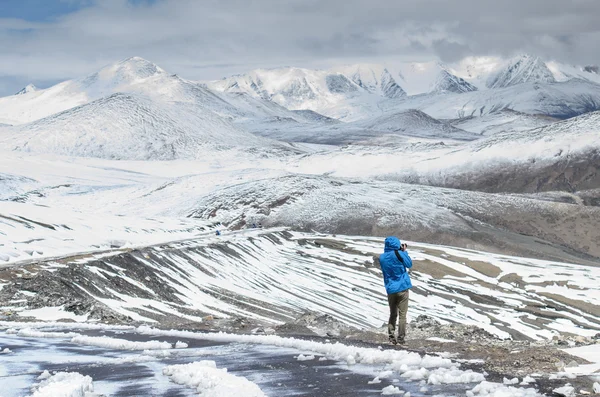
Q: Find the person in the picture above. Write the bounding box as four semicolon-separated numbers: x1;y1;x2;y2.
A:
379;236;413;345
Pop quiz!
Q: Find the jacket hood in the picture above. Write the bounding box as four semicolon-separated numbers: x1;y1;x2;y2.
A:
384;236;401;252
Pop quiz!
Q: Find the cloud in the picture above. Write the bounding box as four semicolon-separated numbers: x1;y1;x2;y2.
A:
1;0;600;94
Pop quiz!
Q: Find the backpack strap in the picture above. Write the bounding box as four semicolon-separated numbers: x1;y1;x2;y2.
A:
394;250;404;265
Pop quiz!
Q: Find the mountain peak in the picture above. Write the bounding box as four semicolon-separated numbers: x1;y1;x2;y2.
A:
487;54;555;88
333;63;406;99
432;69;478;94
79;56;166;88
15;84;38;95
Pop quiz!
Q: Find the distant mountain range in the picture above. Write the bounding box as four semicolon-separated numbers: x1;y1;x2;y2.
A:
0;54;599;161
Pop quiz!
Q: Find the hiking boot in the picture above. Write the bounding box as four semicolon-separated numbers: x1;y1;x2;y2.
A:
389;334;398;345
397;337;405;345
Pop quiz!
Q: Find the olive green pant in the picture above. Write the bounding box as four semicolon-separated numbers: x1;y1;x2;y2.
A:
387;289;409;341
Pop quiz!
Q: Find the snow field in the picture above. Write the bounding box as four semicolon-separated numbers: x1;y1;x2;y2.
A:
163;360;267;397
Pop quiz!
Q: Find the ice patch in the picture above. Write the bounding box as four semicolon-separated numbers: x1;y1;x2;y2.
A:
296;354;315;361
163;360;266;397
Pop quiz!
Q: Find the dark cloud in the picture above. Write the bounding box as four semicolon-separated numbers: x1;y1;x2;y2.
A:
1;0;600;94
431;40;471;63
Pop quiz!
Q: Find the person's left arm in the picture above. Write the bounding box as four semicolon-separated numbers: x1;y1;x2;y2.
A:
399;244;412;269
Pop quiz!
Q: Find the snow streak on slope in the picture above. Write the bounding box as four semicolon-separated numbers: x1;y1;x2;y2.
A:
190;173;600;261
0;200;212;265
451;110;558;136
2;230;598;340
0;93;274;160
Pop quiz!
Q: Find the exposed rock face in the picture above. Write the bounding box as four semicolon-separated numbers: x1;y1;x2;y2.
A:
379;69;407;98
325;74;358;94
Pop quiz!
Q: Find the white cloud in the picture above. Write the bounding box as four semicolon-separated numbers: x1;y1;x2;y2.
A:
0;0;599;95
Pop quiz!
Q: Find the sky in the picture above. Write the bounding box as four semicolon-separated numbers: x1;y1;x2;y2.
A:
1;0;600;95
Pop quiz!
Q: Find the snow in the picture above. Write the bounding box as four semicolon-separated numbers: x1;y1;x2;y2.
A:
470;381;540;397
70;335;172;350
15;328;80;339
296;354;315;361
562;345;600;375
163;361;267;397
381;385;404;394
17;307;89;322
29;372;94;397
520;376;536;385
426;337;456;343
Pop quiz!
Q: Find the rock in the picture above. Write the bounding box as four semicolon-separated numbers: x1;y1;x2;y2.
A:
555;361;566;371
411;315;440;329
553;385;575;397
203;315;214;321
575;336;587;344
565;360;579;368
593;382;600;394
593;333;600;340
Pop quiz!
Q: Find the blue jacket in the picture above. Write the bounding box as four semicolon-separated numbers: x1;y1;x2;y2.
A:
379;236;413;294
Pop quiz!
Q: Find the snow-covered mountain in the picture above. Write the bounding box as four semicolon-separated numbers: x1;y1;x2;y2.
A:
431;69;478;94
15;83;38;95
331;64;406;98
486;55;556;88
0;93;271;160
353;109;476;141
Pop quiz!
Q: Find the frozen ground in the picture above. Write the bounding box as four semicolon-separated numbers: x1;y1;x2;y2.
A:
1;230;598;342
0;323;546;397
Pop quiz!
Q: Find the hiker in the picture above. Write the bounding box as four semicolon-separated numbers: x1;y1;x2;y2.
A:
379;236;413;345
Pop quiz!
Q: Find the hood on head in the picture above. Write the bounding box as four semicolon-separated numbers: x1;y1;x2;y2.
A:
384;236;401;252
